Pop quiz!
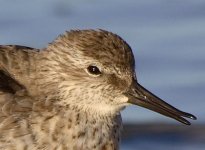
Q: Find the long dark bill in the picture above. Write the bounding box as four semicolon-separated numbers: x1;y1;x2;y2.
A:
125;82;197;125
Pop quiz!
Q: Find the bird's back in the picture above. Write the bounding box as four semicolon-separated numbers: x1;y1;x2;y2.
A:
0;45;39;149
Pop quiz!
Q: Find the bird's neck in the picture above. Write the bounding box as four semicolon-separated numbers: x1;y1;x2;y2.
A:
31;105;122;150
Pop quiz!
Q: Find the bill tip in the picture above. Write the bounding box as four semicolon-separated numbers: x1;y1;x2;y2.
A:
190;115;197;120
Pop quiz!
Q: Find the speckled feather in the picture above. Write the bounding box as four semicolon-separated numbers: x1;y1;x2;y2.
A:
0;30;136;150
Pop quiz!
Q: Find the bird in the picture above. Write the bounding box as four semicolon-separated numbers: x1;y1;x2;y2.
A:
0;29;196;150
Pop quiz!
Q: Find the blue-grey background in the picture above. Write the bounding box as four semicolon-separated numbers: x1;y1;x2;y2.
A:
0;0;204;149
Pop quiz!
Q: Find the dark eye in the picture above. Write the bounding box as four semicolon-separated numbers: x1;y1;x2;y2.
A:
87;65;101;76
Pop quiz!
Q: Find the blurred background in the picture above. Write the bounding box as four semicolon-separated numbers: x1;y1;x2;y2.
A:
0;0;204;149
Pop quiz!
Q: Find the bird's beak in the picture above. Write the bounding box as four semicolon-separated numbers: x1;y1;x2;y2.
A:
124;81;197;125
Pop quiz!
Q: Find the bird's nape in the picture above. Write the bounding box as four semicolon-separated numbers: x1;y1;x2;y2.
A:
124;81;197;125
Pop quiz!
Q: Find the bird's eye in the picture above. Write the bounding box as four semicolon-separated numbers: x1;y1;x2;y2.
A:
87;65;101;76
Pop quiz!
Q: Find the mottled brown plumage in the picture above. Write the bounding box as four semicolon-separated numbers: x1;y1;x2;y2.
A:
0;29;196;150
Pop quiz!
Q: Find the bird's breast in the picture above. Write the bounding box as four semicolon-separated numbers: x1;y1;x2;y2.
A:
29;108;122;150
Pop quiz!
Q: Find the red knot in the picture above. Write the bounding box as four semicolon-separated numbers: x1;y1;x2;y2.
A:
0;29;196;150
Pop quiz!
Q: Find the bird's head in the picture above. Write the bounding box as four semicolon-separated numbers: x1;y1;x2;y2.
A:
40;29;196;124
